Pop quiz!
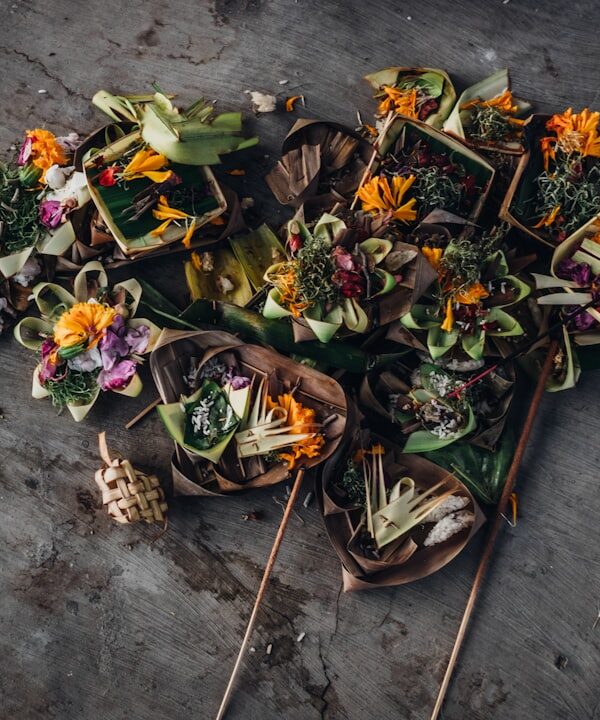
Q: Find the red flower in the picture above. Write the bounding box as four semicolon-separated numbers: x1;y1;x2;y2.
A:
289;232;303;253
332;269;365;298
419;98;439;121
98;165;120;187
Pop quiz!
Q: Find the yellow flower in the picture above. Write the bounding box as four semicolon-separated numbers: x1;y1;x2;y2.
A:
122;147;172;183
270;393;324;469
151;195;194;244
377;86;418;119
440;298;454;333
461;89;518;115
422;246;443;271
266;264;309;317
533;205;561;228
541;108;600;169
53;302;116;349
27;129;67;183
357;175;417;223
181;219;197;249
453;281;490;304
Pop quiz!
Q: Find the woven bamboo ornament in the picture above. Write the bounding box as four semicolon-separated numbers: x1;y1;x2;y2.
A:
95;432;167;525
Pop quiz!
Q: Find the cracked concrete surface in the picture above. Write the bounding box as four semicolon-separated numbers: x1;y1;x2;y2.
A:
1;1;600;718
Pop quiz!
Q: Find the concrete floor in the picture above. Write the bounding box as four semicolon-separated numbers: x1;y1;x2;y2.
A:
1;1;599;718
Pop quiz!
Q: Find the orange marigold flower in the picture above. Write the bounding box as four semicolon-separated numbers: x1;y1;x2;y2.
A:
357;175;418;224
27;129;67;183
151;195;192;241
285;95;303;112
461;89;518;115
421;246;443;271
267;264;309;317
54;302;116;349
122;147;172;183
533;204;561;228
269;393;324;469
541;107;600;167
453;281;490;304
377;86;418;119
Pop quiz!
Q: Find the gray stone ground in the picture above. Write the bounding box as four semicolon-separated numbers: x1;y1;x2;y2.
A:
0;1;599;718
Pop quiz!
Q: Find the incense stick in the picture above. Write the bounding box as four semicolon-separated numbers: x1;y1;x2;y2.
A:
215;466;306;720
447;299;595;399
430;340;558;720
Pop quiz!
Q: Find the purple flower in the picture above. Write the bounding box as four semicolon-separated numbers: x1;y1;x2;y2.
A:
223;367;251;390
18;136;33;165
39;200;65;230
556;259;592;286
39;339;62;383
331;246;355;271
124;324;150;354
571;309;597;331
98;359;137;391
99;321;130;371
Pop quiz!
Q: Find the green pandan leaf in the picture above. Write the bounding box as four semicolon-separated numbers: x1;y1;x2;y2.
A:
412;72;445;98
157;381;242;462
400;305;440;330
425;429;515;505
403;406;476;453
462;329;486;360
531;273;580;290
312;213;346;244
359;238;393;264
498;275;531;307
537;292;593;306
341;298;369;333
485;308;524;336
427;326;459;359
263;287;293;320
372;268;397;297
304;304;343;343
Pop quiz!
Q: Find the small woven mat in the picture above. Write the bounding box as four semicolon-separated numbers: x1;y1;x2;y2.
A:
95;432;167;525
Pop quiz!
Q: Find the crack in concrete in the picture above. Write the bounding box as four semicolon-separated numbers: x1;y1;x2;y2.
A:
0;47;86;101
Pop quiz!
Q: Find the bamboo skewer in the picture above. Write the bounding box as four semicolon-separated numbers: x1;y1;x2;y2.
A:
430;340;559;720
125;397;161;429
349;110;395;211
215;466;306;720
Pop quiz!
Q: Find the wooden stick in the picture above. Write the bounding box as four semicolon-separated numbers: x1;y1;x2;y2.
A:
125;397;160;430
349;110;395;211
215;466;306;720
430;340;558;720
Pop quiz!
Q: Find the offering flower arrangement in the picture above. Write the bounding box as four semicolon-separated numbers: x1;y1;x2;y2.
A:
359;118;494;227
503;108;600;246
261;211;437;343
0;127;88;279
443;69;531;152
359;358;515;453
83;86;258;257
14;261;159;421
149;330;346;496
364;67;457;129
392;226;531;361
318;424;482;591
6;67;600;611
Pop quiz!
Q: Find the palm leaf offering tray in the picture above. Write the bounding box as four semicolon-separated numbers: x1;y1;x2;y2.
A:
6;63;600;718
84;131;227;256
318;419;483;590
149;329;347;496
